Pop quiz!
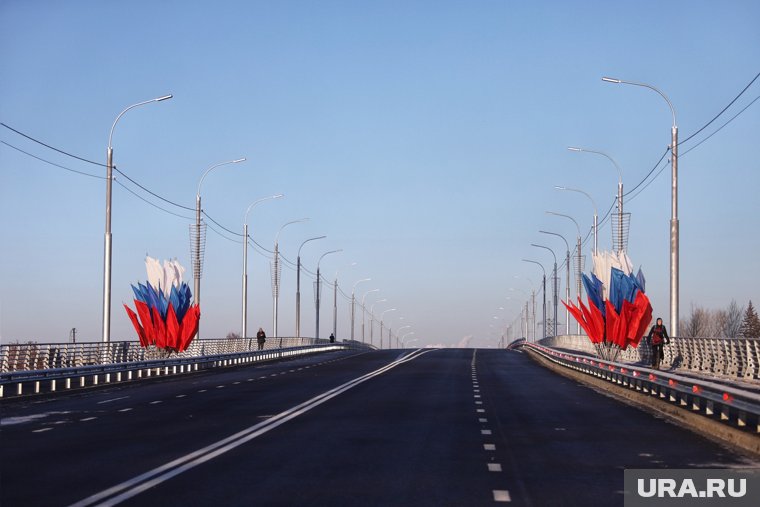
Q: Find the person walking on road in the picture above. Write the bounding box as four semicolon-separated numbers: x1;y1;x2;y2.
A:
256;327;266;350
646;317;670;369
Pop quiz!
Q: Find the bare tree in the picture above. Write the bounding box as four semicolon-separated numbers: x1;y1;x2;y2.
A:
681;304;711;338
226;332;242;340
712;309;729;338
724;299;744;338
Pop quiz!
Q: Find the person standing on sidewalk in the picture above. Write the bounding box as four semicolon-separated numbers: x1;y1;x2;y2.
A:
256;327;267;350
646;317;670;369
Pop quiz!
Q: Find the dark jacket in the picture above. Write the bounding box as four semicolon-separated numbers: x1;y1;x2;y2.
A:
646;324;670;346
256;330;266;343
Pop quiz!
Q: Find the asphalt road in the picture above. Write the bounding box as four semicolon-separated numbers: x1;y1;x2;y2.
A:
1;348;756;506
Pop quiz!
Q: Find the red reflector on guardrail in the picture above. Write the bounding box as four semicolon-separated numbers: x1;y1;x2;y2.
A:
668;379;677;387
692;385;701;393
649;374;657;381
723;393;733;403
620;368;628;374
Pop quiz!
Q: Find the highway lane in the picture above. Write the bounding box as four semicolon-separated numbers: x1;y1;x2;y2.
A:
1;348;756;506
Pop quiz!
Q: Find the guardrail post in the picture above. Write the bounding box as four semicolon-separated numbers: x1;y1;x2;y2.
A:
737;411;747;428
720;404;729;421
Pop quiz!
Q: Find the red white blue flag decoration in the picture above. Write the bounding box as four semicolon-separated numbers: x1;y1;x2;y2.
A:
123;257;199;353
563;250;652;361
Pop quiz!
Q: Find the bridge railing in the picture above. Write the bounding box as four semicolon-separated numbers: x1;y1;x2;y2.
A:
0;338;374;399
536;335;760;381
0;337;337;373
519;342;760;435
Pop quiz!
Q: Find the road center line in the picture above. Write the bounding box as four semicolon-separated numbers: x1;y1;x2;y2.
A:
69;348;435;507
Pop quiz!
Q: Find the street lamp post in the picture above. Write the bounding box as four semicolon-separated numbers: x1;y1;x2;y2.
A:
315;250;342;339
532;243;558;337
380;308;396;349
539;230;571;335
547;211;583;335
296;236;326;338
195;157;246;339
242;194;284;338
603;76;679;336
333;262;356;341
523;259;547;340
360;289;379;343
102;94;172;343
351;278;371;341
568;147;625;254
401;332;416;348
369;298;386;347
273;218;309;338
555;186;598;256
397;325;411;348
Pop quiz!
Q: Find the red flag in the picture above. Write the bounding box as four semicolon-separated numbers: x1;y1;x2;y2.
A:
134;300;156;346
124;304;148;346
178;305;200;352
631;292;653;348
152;307;167;349
586;298;606;345
166;304;181;350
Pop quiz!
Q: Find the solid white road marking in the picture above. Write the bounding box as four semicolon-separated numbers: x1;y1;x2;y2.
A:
69;348;436;507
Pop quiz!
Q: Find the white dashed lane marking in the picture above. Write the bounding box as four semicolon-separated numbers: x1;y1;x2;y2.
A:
481;429;492;435
118;408;133;413
176;394;186;398
97;396;129;404
150;401;163;405
488;463;503;472
484;444;496;451
479;418;488;423
33;427;53;433
493;490;511;502
80;417;97;422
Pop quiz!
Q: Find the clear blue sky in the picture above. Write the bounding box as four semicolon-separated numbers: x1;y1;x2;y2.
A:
1;0;758;347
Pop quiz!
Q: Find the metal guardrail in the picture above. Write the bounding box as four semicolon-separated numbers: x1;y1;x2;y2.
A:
0;339;373;399
518;342;760;434
0;337;332;373
536;335;760;381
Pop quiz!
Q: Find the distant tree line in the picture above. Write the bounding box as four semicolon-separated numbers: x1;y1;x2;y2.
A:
679;300;760;338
